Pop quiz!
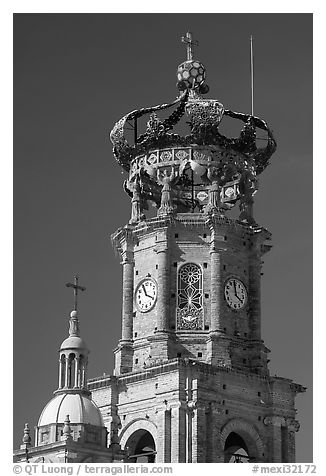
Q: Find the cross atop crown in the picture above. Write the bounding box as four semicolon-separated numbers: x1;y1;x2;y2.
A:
181;31;199;61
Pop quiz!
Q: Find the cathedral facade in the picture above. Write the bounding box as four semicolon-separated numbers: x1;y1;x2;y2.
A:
14;32;305;464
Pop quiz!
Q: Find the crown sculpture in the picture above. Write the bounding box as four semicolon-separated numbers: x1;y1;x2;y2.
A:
110;32;276;225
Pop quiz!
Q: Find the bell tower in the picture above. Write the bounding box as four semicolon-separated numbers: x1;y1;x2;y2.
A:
89;32;305;463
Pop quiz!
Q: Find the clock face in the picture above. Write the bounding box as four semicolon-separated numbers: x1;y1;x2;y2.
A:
224;278;248;310
135;279;158;312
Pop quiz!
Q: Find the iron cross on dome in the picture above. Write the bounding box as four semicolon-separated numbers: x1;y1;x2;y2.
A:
66;275;86;311
181;31;199;61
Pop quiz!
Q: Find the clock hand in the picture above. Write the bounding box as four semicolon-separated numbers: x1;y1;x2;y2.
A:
142;284;149;297
233;281;238;297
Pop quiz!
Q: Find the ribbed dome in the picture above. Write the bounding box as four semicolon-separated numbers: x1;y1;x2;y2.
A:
60;335;88;350
38;393;103;427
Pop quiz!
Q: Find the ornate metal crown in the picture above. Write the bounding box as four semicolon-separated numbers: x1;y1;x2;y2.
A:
109;32;276;224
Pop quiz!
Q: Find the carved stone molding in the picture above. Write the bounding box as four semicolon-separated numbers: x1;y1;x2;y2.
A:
263;415;286;427
286;419;300;432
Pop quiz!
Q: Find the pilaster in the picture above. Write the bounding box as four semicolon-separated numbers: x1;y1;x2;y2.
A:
112;226;136;374
206;220;230;365
150;227;172;360
286;419;300;463
209;240;223;333
248;252;262;341
155;403;172;463
155;238;170;332
170;401;187;463
264;415;286;462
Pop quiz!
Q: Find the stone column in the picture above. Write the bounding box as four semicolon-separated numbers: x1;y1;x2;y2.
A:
210;245;223;333
148;230;171;361
81;364;86;388
58;357;64;389
155;246;170;332
121;251;134;342
113;227;135;374
248;254;262;341
206;224;230;365
74;356;79;388
64;354;69;387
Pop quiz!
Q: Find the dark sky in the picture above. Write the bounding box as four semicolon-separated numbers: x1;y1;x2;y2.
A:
13;13;312;461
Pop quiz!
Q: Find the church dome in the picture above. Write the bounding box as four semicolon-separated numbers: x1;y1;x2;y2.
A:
60;335;88;351
38;393;103;427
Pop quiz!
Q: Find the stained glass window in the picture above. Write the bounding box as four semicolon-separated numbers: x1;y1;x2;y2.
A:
176;263;204;330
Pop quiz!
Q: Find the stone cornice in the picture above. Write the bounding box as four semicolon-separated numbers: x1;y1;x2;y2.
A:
89;357;294;391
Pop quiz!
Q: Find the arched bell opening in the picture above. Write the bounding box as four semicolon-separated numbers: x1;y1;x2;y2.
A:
224;432;252;463
67;353;76;388
125;429;156;463
59;354;66;389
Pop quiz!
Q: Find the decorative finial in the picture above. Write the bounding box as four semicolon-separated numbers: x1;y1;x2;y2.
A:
22;423;31;446
181;31;199;61
177;32;209;94
66;275;86;312
68;309;80;337
62;415;72;440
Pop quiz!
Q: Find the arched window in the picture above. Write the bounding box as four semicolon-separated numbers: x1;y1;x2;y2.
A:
176;263;203;330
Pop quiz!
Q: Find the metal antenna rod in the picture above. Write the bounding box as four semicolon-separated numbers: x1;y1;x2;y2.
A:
250;35;254;116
